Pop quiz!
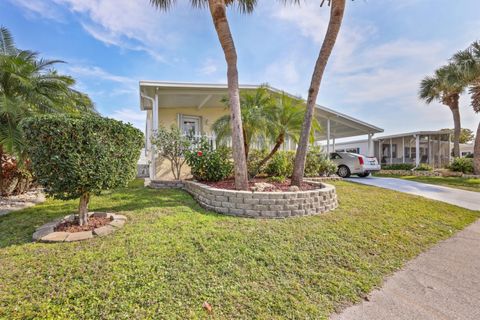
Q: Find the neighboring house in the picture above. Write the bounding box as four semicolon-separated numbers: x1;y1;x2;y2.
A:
333;130;452;168
140;81;383;180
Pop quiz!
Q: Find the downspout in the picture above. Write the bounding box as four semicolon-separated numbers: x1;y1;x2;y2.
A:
141;92;156;179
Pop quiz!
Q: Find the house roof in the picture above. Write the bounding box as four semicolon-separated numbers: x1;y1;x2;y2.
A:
139;81;384;140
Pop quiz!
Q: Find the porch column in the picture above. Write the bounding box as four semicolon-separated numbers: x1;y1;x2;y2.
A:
367;133;374;157
415;134;420;166
402;136;405;163
150;92;159;180
389;138;393;165
332;137;336;152
427;135;431;165
326;118;331;153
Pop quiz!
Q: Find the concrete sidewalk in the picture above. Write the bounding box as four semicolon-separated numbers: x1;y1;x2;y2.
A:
331;219;480;320
346;176;480;211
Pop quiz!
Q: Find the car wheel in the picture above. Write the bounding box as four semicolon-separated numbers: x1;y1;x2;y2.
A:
357;173;370;178
337;165;351;178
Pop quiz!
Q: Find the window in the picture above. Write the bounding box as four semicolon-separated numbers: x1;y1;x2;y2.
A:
346;147;360;154
179;115;201;136
382;144;397;158
330;153;342;160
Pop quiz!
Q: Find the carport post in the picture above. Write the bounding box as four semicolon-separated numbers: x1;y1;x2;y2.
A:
367;133;374;157
389;138;393;165
150;91;159;179
415;134;420;166
402;136;405;163
326;118;331;153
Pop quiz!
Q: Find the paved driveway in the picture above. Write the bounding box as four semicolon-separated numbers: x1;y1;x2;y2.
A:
346;176;480;211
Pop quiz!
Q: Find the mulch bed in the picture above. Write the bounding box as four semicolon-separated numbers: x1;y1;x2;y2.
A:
202;178;319;192
55;216;112;233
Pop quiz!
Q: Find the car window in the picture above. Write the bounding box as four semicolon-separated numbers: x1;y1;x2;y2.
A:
330;153;342;160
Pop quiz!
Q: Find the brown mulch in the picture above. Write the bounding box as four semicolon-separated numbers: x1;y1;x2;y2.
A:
202;178;319;192
55;216;112;233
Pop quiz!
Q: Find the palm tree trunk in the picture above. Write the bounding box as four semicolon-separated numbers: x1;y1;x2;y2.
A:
448;95;461;157
252;134;285;178
291;0;346;186
208;0;248;190
78;192;90;226
474;121;480;175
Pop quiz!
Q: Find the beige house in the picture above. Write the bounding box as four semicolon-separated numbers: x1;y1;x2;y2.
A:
140;81;383;180
333;130;452;168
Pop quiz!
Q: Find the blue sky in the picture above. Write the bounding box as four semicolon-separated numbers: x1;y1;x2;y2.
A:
2;0;479;138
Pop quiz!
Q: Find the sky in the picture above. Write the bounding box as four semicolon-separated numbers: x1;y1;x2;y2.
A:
2;0;480;140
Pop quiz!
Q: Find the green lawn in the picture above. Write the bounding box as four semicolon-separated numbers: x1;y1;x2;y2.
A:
374;174;480;192
0;180;478;319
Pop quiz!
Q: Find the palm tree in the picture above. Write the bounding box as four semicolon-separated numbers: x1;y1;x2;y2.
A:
150;0;255;190
452;41;480;174
0;26;93;194
254;93;320;176
291;0;346;186
213;86;272;159
419;63;466;158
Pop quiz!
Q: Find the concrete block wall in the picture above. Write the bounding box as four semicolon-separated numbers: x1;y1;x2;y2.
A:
183;180;338;219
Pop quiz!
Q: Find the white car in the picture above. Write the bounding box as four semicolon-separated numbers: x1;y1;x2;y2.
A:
330;152;381;178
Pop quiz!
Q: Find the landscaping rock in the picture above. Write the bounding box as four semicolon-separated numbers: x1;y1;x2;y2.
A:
40;232;69;242
109;219;125;228
288;186;300;192
32;226;54;241
112;214;127;221
93;225;116;237
65;231;93;242
252;182;275;192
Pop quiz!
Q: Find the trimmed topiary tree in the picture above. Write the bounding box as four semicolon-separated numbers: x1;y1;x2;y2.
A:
22;114;144;225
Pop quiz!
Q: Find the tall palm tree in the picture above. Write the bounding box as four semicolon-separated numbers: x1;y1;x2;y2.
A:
291;0;346;186
419;63;466;158
0;26;93;194
452;41;480;174
150;0;255;190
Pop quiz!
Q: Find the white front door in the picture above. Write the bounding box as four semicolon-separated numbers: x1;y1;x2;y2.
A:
180;115;200;136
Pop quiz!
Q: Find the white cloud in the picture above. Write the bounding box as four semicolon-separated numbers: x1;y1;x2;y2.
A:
197;59;219;76
110;107;145;131
9;0;64;21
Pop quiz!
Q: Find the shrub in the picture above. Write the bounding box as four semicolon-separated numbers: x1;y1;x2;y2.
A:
265;151;294;178
381;164;415;170
185;138;233;182
449;157;474;174
151;126;191;180
414;163;433;171
22;114;143;225
267;175;286;183
0;154;33;196
247;149;270;177
304;147;337;177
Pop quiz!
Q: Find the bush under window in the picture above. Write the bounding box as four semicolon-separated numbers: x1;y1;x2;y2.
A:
449;157;474;174
185;138;233;182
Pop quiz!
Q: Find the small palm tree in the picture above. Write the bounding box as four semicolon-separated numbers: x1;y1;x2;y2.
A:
291;0;346;186
149;0;256;190
452;41;480;174
0;26;93;194
213;86;272;159
419;63;466;158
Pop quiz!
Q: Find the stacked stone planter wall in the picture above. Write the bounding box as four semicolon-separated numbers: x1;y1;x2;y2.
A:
149;180;185;189
183;180;338;219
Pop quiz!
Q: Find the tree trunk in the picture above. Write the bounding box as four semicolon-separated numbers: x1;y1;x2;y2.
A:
252;134;285;178
474;121;480;175
291;0;346;186
78;192;90;226
447;94;461;158
0;145;3;196
208;0;249;190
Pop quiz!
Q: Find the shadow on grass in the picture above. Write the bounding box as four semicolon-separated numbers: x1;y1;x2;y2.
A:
0;186;204;249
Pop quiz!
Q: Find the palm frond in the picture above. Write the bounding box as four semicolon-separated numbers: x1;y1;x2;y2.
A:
0;26;17;55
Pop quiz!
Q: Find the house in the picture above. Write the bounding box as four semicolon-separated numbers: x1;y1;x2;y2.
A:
460;143;474;157
333;130;452;168
140;81;383;180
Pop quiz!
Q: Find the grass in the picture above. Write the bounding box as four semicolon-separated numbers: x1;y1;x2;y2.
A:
374;174;480;192
0;180;478;319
